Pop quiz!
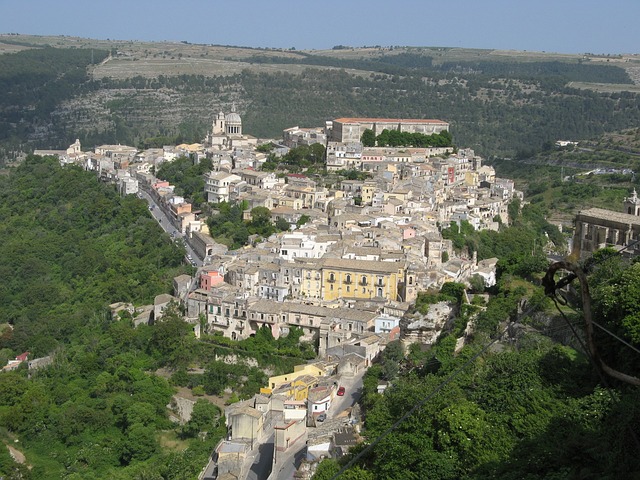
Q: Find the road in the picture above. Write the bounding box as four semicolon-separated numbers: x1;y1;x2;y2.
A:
246;433;274;480
137;189;203;267
328;369;365;420
273;439;307;480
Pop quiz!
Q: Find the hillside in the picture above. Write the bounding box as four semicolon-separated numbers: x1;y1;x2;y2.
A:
486;127;640;227
1;35;640;164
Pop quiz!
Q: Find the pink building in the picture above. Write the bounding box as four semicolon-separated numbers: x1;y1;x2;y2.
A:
152;180;170;189
200;271;224;291
402;226;417;240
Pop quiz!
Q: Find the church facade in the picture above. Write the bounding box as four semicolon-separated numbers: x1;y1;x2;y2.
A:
572;190;640;258
204;105;257;150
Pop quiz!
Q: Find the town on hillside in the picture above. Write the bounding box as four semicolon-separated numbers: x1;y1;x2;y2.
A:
32;109;568;479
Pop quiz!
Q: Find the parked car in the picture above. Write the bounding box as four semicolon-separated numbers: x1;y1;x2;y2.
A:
337;386;345;396
317;413;327;422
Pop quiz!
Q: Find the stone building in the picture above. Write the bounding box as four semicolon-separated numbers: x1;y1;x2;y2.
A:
572;207;640;258
320;258;406;302
203;104;258;150
328;117;449;143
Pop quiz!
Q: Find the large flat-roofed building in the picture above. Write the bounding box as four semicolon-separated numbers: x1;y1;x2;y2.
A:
329;117;449;143
572;207;640;257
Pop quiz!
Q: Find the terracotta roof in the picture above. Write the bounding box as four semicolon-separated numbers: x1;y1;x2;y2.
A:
15;352;29;362
334;117;448;124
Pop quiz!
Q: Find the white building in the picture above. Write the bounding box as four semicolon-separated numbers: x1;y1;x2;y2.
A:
205;171;241;203
374;314;401;334
278;232;337;261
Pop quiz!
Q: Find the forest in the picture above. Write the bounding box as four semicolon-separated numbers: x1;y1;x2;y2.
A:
0;156;318;478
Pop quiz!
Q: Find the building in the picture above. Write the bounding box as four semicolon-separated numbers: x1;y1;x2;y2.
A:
307;385;334;417
572;207;640;257
205;171;241;203
329;117;449;143
282;126;327;148
225;404;264;448
200;270;225;291
321;258;406;302
203;105;258;150
374;313;401;334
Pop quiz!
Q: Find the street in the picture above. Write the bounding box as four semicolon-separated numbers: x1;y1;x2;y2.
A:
327;369;365;420
246;433;274;480
137;189;203;267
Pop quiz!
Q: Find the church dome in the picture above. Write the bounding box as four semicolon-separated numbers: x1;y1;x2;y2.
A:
225;111;242;124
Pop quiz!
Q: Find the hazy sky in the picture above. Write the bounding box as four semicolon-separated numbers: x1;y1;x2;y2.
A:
0;0;638;54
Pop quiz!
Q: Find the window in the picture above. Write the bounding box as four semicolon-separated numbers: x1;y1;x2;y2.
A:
329;272;335;282
361;275;367;286
345;274;352;284
377;287;383;298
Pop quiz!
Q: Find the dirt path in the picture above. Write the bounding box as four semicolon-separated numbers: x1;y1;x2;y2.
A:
174;386;229;410
6;444;28;466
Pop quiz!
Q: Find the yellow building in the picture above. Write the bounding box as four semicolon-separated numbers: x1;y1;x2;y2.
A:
321;258;406;302
464;170;479;186
297;259;323;300
361;181;377;205
260;364;326;400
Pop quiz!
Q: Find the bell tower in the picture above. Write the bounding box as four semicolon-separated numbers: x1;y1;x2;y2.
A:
623;189;640;216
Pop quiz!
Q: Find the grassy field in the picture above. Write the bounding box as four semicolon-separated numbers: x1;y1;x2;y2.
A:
3;34;639;92
567;81;640;93
91;55;377;79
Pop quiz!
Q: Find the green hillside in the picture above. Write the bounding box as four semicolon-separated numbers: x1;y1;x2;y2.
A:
0;37;639;165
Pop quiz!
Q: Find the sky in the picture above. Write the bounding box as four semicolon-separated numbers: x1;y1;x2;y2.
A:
0;0;638;55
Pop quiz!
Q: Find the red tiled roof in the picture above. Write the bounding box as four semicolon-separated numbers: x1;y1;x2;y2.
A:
333;117;447;124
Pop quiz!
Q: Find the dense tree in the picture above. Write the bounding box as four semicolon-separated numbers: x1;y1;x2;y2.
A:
361;128;376;147
148;305;197;368
181;399;221;438
0;155;186;355
156;156;212;207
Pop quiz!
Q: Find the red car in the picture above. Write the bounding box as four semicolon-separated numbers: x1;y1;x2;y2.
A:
337;386;346;396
